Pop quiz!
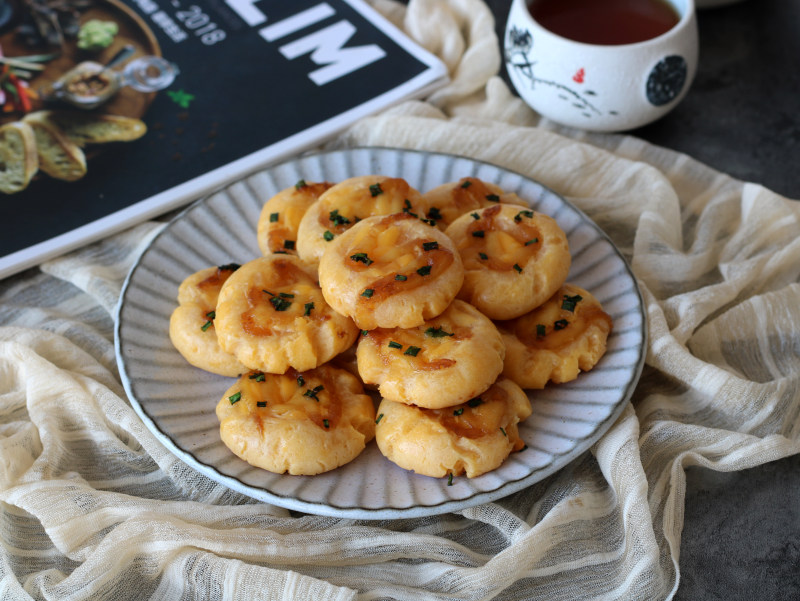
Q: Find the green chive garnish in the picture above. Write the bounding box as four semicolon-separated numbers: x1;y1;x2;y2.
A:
270;296;292;311
453;407;464;416
486;194;500;202
514;210;534;222
369;183;383;197
536;324;546;337
304;385;324;401
422;241;439;251
554;319;569;330
395;274;407;281
361;289;374;298
478;252;488;260
375;413;384;424
467;397;483;408
304;302;314;316
249;372;266;382
388;341;403;349
228;392;241;404
561;294;583;312
447;472;454;485
269;212;279;223
513;263;523;273
500;427;507;437
350;252;373;265
200;310;215;331
417;265;432;276
472;230;485;238
323;230;334;241
323;419;330;428
283;240;295;250
460;180;472;189
525;237;539;246
256;401;267;407
404;346;421;357
425;326;453;338
470;212;480;220
427;207;442;220
295;179;307;189
297;375;305;387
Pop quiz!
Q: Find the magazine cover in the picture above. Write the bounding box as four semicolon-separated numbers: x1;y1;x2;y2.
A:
0;0;448;278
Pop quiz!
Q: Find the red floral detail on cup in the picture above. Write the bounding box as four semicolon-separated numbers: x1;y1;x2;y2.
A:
572;68;585;83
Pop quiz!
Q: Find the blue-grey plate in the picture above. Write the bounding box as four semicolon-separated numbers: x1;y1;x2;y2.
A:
115;147;646;519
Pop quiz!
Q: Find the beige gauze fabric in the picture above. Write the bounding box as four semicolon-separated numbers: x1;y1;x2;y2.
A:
2;0;800;599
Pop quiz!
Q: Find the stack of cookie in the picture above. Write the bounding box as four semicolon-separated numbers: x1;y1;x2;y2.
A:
168;175;613;480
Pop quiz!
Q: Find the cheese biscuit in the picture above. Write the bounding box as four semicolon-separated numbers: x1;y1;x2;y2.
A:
318;213;464;330
357;300;504;409
256;180;333;257
217;365;376;475
445;204;571;320
169;264;248;376
214;255;359;373
375;378;531;479
498;284;613;389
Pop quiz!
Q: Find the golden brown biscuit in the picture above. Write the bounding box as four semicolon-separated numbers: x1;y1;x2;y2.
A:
498;284;613;389
256;180;333;257
445;204;571;320
216;365;376;475
356;300;504;409
375;378;531;478
296;175;429;265
421;176;522;229
318;213;464;330
168;264;248;376
214;255;360;373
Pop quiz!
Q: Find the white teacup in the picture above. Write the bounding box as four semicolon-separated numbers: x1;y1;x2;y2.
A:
504;0;699;132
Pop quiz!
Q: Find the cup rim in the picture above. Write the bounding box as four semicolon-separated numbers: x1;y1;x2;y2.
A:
513;0;697;50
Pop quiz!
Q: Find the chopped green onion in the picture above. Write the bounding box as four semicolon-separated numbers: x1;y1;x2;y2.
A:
361;288;374;298
218;263;241;272
303;302;314;316
375;413;384;424
388;341;403;349
295;179;307;189
361;330;369;336
471;230;485;238
561;294;583;312
536;324;546;337
256;401;267;407
270;296;292;311
427;207;442;220
478;252;488;260
269;212;279;222
228;392;241;404
422;241;439;251
467;397;483;408
500;427;507;437
323;419;330;428
283;240;295;250
369;183;383;197
514;210;534;222
554;319;569;330
304;385;324;401
350;252;373;265
425;326;453;338
470;212;480;220
447;472;454;485
486;194;500;202
417;265;432;276
453;407;464;416
460;180;472;189
395;274;407;281
323;230;334;241
297;375;305;387
249;372;266;382
513;263;523;273
404;346;421;357
329;209;350;226
525;237;539;246
200;310;215;331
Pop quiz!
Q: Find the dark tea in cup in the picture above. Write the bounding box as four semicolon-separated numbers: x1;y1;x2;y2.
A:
528;0;681;45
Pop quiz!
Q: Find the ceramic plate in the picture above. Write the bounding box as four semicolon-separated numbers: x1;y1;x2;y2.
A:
115;147;646;519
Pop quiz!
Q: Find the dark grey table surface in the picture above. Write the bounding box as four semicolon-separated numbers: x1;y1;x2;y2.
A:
481;1;800;599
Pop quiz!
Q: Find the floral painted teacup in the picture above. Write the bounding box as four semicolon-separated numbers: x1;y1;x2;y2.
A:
504;0;698;132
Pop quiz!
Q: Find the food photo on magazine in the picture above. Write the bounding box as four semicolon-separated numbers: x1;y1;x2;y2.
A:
0;0;448;277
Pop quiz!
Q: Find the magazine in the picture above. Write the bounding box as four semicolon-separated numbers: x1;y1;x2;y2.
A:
0;0;448;279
